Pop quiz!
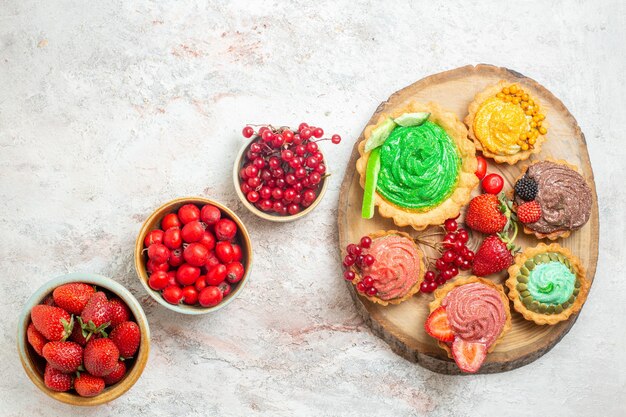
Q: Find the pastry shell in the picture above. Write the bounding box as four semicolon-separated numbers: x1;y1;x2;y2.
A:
356;101;478;231
506;243;590;325
465;80;547;165
428;276;512;358
510;158;589;240
351;230;425;306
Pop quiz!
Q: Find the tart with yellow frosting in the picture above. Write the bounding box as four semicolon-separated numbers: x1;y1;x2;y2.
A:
506;243;589;325
465;81;548;164
348;230;425;306
426;276;511;373
356;102;479;231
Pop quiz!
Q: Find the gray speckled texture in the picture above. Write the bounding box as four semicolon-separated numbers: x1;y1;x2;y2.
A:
1;1;625;416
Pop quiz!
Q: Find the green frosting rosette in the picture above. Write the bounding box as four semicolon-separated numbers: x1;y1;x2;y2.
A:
376;121;461;211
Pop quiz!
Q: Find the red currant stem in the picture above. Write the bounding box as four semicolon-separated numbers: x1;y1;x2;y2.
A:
412;238;440;250
415;231;445;240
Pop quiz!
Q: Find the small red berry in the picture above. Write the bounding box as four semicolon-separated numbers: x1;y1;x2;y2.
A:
362;276;374;288
312;127;324;138
343;270;355;281
360;236;372;248
242;126;254;138
366;287;377;296
331;134;341;144
444;219;458;232
424;271;436;282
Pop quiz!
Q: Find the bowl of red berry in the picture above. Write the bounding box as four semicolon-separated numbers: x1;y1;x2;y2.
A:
17;272;150;406
234;123;341;221
135;197;252;314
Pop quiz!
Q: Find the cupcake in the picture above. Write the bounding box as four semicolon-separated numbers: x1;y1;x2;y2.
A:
425;276;511;373
513;159;592;240
356;102;478;230
506;243;590;325
465;81;548;164
346;230;424;306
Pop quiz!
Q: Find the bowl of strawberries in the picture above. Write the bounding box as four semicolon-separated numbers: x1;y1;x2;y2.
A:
135;197;252;314
17;272;150;406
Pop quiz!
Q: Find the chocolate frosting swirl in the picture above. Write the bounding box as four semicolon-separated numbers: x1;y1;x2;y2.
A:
515;161;592;234
442;283;506;348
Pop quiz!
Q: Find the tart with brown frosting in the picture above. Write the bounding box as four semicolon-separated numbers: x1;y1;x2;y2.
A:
512;159;593;240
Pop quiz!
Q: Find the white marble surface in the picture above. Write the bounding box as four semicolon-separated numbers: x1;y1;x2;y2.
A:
1;1;625;416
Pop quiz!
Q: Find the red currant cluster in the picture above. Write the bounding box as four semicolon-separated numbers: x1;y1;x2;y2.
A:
342;236;379;296
240;123;341;216
419;218;475;293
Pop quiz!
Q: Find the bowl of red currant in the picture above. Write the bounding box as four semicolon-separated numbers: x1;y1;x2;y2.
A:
134;197;252;314
234;123;341;221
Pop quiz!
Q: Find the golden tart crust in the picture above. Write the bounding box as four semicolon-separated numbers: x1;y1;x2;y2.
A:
465;80;547;165
429;276;512;358
356;101;478;231
352;230;425;306
506;243;590;325
511;158;588;240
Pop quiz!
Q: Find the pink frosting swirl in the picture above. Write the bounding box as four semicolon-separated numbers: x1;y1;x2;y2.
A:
442;283;506;347
362;235;421;301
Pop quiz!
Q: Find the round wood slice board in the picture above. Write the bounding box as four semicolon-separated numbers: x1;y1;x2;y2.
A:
337;64;599;374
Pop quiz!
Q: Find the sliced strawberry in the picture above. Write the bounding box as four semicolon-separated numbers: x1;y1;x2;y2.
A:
451;338;487;373
424;307;454;342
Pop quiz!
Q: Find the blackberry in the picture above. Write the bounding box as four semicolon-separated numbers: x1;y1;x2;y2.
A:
514;176;538;201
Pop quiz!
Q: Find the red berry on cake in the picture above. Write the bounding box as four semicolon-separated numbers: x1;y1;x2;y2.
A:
517;201;542;224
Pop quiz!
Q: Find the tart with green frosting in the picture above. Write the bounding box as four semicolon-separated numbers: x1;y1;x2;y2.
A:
506;243;590;325
356;102;479;230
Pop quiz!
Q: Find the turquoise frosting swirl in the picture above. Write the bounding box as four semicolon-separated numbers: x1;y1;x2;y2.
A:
527;262;575;305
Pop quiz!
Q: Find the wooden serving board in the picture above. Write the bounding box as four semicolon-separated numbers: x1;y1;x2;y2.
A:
337;64;599;374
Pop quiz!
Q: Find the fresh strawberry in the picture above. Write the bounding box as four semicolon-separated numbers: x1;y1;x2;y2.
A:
103;360;126;385
424;307;454;342
69;322;101;346
109;321;141;358
108;297;131;327
472;229;518;277
80;292;112;336
84;338;119;377
30;305;73;342
44;363;73;392
52;283;95;315
27;323;47;356
451;338;487;373
517;200;542;224
465;194;510;234
41;295;56;306
42;341;84;373
74;373;105;397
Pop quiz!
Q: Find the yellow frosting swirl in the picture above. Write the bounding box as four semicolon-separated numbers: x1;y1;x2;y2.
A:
473;97;530;155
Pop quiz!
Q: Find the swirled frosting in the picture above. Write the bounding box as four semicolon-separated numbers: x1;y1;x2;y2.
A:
376;121;460;210
473;97;528;155
442;283;506;348
527;262;575;304
362;235;421;301
515;161;592;234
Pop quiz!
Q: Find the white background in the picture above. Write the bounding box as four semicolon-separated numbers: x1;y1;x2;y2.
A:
1;1;624;416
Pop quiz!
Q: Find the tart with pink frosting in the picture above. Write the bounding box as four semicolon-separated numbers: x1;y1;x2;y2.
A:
352;230;424;306
426;276;511;373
